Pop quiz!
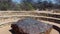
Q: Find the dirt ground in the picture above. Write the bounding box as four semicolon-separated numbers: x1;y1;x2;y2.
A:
0;24;59;34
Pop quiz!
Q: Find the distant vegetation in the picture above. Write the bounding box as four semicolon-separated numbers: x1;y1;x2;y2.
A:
0;0;60;11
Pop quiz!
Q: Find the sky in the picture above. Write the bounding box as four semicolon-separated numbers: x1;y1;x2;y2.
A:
12;0;21;3
12;0;58;4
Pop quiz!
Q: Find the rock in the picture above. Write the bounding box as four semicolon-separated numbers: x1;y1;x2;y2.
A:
11;18;52;34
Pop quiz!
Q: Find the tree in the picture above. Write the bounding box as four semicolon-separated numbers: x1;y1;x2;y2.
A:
20;0;35;11
0;0;12;10
48;1;53;9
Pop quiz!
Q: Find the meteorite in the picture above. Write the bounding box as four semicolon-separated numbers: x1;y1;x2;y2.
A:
11;18;52;34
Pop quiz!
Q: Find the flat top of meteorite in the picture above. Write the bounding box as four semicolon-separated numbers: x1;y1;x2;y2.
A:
14;18;52;34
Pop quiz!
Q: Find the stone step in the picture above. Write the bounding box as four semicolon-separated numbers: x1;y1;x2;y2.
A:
0;11;60;16
0;11;60;26
39;20;60;28
33;16;60;24
0;15;60;20
0;15;60;25
36;13;60;18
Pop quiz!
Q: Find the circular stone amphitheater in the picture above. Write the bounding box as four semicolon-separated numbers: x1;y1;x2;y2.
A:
0;11;60;34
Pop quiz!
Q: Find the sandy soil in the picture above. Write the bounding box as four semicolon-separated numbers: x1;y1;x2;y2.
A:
0;25;11;34
0;23;59;34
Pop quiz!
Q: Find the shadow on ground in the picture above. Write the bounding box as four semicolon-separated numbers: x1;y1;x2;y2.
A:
53;25;60;34
9;29;16;34
9;25;60;34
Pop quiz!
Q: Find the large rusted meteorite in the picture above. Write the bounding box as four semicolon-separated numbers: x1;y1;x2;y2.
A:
11;18;52;34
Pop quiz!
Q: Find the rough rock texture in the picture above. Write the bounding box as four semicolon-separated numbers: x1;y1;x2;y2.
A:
11;18;52;34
